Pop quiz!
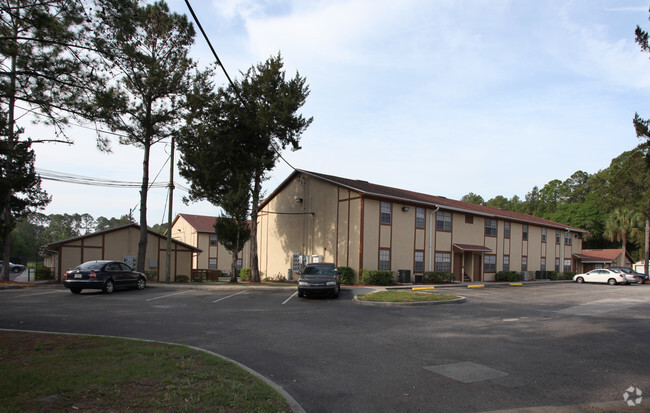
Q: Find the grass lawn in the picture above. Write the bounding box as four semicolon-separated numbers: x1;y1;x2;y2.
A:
357;290;460;302
0;331;290;412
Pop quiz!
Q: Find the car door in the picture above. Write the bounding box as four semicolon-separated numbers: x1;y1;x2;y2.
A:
118;262;138;287
106;262;128;288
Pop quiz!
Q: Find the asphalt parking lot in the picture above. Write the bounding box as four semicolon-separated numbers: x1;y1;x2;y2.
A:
1;282;649;412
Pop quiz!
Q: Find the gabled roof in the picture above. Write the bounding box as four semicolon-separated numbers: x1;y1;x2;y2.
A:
261;170;588;233
576;249;630;264
41;223;201;252
176;213;218;233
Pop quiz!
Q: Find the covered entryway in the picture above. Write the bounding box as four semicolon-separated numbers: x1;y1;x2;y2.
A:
453;244;493;282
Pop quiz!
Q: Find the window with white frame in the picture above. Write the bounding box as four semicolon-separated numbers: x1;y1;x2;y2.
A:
522;256;528;271
380;202;392;224
555;258;560;272
523;225;528;240
563;259;571;272
484;255;496;272
555;230;561;244
209;234;218;246
542;228;547;243
504;222;511;238
434;252;451;272
209;258;217;270
503;255;510;271
564;231;572;245
379;249;391;270
436;211;452;231
541;257;546;272
414;251;424;272
485;219;497;237
416;208;425;228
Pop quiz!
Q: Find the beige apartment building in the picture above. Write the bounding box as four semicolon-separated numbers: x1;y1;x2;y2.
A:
171;213;251;276
41;223;199;282
257;170;588;283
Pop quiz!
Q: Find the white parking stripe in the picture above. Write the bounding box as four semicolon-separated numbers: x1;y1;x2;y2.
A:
146;290;193;301
282;291;298;305
213;290;247;303
14;290;62;297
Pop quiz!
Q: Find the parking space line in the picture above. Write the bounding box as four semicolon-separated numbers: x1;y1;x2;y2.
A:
146;290;193;301
212;290;247;303
14;290;62;297
282;291;298;305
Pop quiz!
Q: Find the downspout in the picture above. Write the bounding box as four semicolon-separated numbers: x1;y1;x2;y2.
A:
428;205;440;271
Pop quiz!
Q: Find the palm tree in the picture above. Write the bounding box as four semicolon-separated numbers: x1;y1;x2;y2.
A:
604;208;643;262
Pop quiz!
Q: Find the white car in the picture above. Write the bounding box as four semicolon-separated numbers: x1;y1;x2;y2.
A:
573;269;628;285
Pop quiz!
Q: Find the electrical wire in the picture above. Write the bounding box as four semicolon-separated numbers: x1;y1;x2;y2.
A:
183;0;298;172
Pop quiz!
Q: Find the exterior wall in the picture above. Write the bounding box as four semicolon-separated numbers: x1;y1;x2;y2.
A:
256;174;585;283
49;226;194;282
171;216;251;275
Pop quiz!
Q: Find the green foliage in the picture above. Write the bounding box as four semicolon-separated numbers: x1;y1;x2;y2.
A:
239;268;252;281
461;192;484;205
496;271;521;282
32;263;52;280
175;275;189;283
360;270;394;286
548;271;559;281
560;271;576;280
337;266;355;284
422;271;454;283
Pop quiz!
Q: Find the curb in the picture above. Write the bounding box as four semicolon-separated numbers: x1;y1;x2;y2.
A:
353;294;466;306
0;328;305;413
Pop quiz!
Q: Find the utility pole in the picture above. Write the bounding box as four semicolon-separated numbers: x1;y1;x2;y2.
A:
165;135;175;284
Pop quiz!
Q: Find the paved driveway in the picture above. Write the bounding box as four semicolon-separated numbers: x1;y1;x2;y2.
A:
1;282;649;412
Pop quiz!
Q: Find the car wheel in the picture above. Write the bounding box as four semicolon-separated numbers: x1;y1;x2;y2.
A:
576;277;584;283
70;288;82;294
298;289;304;298
136;277;146;290
103;279;115;294
333;285;340;298
12;267;21;273
607;278;617;286
640;279;645;284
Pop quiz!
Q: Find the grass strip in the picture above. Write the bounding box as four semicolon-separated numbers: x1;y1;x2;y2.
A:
0;331;290;412
357;290;460;302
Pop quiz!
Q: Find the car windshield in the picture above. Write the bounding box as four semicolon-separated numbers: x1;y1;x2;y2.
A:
75;261;106;271
302;266;337;276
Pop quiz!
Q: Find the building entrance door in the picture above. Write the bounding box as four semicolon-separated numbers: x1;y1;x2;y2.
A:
473;253;482;281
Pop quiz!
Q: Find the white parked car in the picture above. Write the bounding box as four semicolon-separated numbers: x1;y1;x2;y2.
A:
573;269;628;285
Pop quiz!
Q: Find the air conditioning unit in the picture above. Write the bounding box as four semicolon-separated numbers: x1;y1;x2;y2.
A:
311;255;323;263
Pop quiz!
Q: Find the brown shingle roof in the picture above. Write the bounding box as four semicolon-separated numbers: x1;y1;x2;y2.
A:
263;170;588;233
577;249;624;263
178;213;218;233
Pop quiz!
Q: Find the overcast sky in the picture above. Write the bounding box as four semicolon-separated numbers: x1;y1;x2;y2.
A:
30;0;650;226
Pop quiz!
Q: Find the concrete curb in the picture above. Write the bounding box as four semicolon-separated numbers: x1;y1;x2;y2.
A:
353;294;466;306
0;328;305;413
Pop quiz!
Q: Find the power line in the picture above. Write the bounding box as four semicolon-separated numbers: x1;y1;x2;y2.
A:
37;168;190;192
183;0;298;172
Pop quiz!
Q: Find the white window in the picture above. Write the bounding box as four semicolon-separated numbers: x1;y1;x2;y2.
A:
436;211;452;231
484;255;496;272
435;252;451;272
209;234;218;246
414;251;424;272
209;258;217;270
416;208;425;228
380;202;392;224
379;249;391;270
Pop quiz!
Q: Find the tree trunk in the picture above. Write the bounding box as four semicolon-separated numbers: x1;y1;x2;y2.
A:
230;223;240;283
137;142;150;272
250;173;261;283
643;211;650;274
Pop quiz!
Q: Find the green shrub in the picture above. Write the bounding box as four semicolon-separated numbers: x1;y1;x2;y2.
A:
548;271;558;281
337;266;355;284
559;271;576;280
360;270;394;286
422;271;454;283
239;267;252;281
32;263;53;280
175;275;189;283
496;271;521;282
144;270;157;281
